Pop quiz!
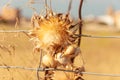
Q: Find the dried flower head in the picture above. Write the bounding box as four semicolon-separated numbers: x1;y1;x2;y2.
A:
29;0;84;79
30;12;75;55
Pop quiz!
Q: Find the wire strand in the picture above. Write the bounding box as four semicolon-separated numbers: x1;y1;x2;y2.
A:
81;34;120;39
0;65;120;77
0;30;120;39
0;30;29;33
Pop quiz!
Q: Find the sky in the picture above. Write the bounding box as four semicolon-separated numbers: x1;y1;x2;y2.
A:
0;0;120;18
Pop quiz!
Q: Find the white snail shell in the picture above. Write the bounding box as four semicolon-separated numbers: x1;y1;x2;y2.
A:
55;52;70;66
64;45;76;56
42;54;57;68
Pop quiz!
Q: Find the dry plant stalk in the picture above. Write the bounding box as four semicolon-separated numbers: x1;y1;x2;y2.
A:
0;45;12;55
29;0;84;80
0;44;15;56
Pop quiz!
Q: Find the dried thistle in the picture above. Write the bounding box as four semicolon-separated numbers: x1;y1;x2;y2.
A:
30;13;74;55
29;0;84;79
30;12;82;80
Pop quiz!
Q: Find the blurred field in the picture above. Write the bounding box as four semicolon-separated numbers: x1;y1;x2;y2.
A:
0;23;120;80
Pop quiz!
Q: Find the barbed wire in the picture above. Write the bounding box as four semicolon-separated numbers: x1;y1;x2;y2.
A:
0;30;120;39
0;30;30;33
0;65;120;77
80;34;120;39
